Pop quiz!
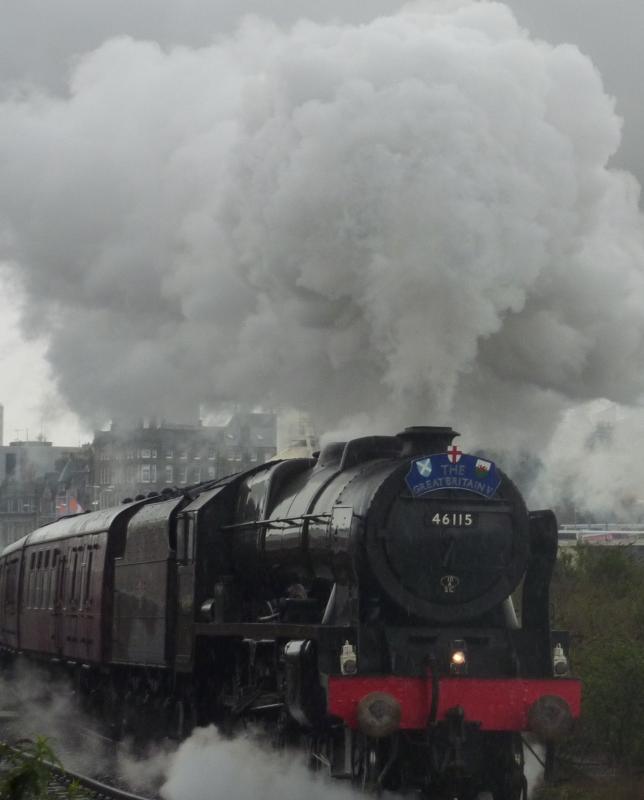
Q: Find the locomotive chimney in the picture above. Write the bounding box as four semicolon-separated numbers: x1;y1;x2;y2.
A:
397;426;459;457
317;441;346;468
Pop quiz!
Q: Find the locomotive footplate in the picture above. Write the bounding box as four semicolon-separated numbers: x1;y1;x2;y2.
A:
193;622;353;644
193;622;353;673
327;675;581;737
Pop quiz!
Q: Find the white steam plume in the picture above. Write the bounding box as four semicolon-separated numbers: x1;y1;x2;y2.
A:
155;725;547;800
1;1;644;509
0;663;115;778
0;663;170;795
160;726;359;800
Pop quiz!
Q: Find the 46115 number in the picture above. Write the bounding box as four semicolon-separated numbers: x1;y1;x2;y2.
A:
430;512;475;527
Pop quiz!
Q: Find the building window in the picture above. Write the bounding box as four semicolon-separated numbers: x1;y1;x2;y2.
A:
141;449;151;459
207;466;216;480
166;448;174;459
179;466;188;484
100;491;113;508
165;465;174;483
179;449;188;461
140;464;151;483
207;447;216;460
150;464;157;483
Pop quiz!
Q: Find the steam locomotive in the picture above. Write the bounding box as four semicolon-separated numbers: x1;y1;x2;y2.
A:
0;426;580;799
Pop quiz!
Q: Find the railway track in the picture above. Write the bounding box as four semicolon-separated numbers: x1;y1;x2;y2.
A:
0;736;157;800
43;759;155;800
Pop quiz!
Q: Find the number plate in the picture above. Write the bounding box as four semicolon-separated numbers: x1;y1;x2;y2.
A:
430;512;477;527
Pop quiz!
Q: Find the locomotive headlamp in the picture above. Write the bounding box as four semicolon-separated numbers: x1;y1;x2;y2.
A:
340;641;357;675
552;643;570;677
449;639;468;675
357;692;402;738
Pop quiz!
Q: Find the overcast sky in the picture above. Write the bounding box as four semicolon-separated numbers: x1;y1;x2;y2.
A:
1;0;643;448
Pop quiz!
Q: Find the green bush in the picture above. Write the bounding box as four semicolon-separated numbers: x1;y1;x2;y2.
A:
0;736;84;800
581;638;644;765
551;546;644;769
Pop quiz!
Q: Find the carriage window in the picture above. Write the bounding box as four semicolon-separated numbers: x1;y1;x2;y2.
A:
26;555;32;608
57;553;66;609
49;550;59;609
70;551;79;607
177;518;186;563
37;552;44;609
44;551;52;609
30;554;38;608
78;547;87;610
84;550;94;606
29;552;36;607
5;560;17;607
187;517;195;561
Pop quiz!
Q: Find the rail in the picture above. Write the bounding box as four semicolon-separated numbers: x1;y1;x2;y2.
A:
0;738;156;800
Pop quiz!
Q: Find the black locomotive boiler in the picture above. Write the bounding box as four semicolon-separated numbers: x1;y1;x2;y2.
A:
0;426;580;800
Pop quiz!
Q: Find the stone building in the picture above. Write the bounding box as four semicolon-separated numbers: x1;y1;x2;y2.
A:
91;412;276;509
0;412;277;546
0;440;91;548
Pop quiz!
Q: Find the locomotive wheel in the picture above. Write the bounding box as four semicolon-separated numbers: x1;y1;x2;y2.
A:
169;696;196;740
493;734;526;800
359;745;379;793
353;735;383;794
